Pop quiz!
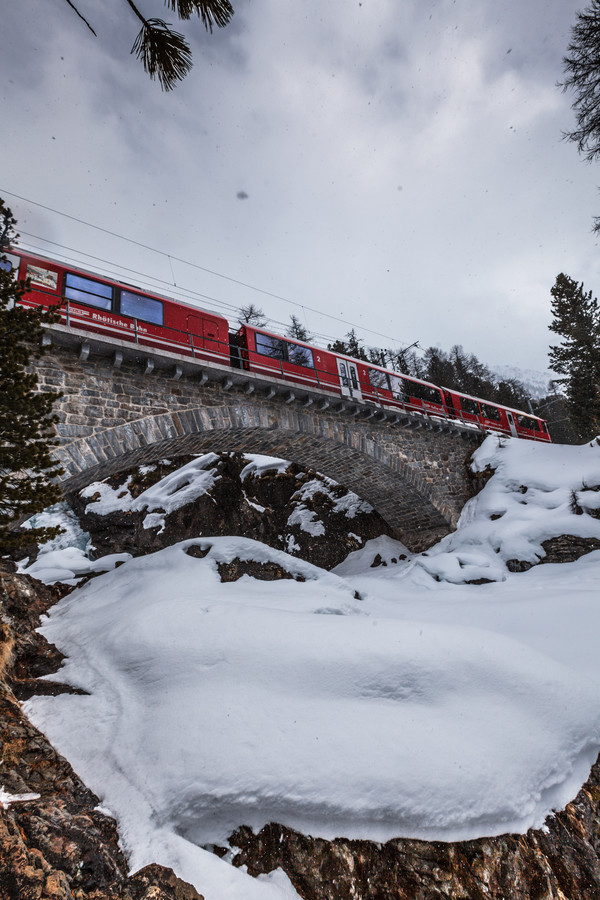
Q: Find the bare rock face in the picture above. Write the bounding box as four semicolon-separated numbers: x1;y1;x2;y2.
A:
128;864;204;900
507;535;600;573
65;453;393;570
541;535;600;564
229;756;600;899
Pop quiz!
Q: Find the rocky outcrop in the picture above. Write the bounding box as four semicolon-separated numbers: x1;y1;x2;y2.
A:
128;865;204;900
229;757;600;900
507;534;600;572
541;535;600;563
65;453;394;570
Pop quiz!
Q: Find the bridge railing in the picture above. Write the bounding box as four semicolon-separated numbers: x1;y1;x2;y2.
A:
31;297;520;438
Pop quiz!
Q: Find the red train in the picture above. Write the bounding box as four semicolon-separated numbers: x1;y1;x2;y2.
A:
2;247;551;442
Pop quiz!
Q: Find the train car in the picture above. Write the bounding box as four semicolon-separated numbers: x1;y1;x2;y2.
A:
237;327;451;421
2;248;231;364
237;324;342;393
358;361;447;418
2;247;551;442
443;389;550;442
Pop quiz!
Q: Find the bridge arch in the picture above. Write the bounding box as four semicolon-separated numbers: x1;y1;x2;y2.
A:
35;333;482;552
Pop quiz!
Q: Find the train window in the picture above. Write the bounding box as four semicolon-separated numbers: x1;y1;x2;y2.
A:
479;402;501;422
255;332;287;360
459;396;480;416
120;290;164;325
406;379;443;404
256;333;315;367
389;374;405;399
288;342;314;368
0;252;20;276
515;413;541;431
368;368;390;391
65;273;112;310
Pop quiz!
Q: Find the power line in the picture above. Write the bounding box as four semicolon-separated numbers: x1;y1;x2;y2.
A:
17;233;343;349
1;187;417;351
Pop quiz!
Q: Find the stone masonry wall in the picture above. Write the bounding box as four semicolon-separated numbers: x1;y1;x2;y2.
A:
32;345;483;552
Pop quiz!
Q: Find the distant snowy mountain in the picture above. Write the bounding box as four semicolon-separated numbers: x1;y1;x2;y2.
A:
491;363;558;400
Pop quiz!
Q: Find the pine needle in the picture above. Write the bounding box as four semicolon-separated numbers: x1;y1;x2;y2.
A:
131;18;193;91
163;0;234;30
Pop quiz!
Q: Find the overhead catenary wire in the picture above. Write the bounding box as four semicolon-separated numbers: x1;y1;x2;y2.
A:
17;233;345;350
1;187;418;353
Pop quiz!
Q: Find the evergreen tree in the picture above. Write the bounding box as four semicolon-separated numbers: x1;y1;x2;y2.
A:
285;314;312;343
367;347;388;368
422;346;455;388
548;273;600;439
494;378;529;411
327;329;369;361
562;0;600;163
0;199;64;551
561;1;600;229
532;392;579;444
416;343;529;409
388;346;422;378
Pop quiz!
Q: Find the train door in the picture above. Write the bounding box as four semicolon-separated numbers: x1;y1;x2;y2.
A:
505;411;518;437
443;391;455;418
336;359;362;400
187;313;222;358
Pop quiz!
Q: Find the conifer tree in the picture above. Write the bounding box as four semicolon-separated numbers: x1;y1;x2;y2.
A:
561;1;600;230
0;199;64;550
548;273;600;439
285;314;312;343
327;329;369;361
387;346;421;378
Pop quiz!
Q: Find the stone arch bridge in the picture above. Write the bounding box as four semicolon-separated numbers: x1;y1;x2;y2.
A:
33;325;485;552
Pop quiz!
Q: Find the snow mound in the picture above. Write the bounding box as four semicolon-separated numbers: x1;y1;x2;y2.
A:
416;434;600;584
21;438;600;900
19;547;131;585
333;535;412;577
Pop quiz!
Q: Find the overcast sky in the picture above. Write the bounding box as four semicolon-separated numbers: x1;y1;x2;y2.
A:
2;0;599;376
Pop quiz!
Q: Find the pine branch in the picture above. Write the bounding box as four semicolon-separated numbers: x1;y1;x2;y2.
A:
63;0;97;35
131;18;193;91
164;0;234;29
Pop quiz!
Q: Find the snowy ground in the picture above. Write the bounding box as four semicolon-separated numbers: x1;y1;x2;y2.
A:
20;436;600;900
